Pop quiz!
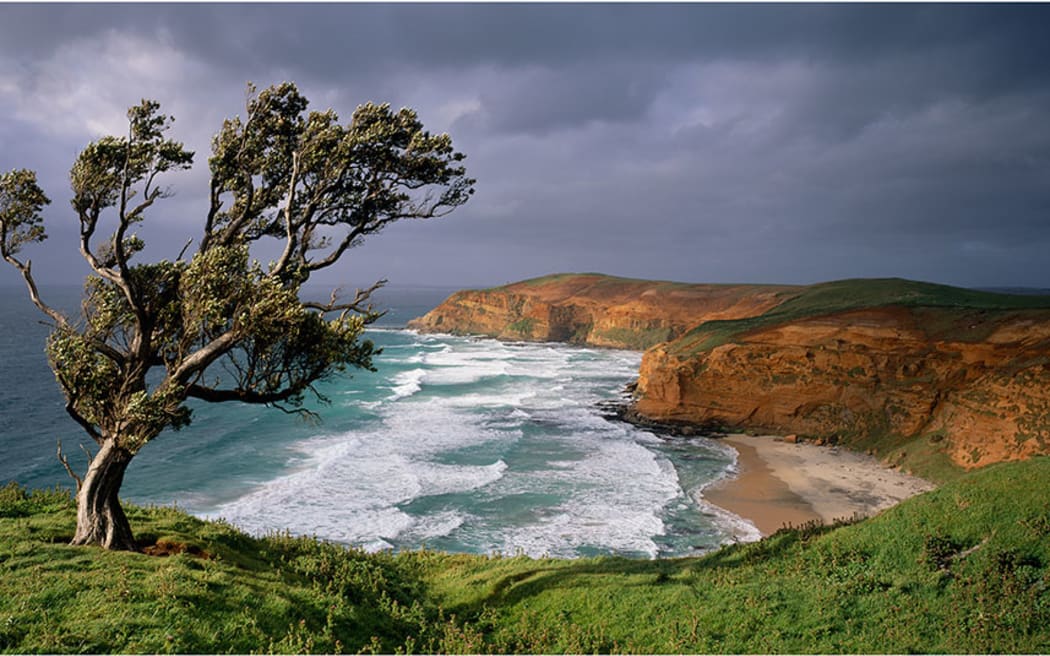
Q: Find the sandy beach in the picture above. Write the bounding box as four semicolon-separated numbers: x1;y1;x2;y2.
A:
703;434;937;536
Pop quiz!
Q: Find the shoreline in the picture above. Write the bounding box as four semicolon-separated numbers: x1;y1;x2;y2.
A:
704;434;937;537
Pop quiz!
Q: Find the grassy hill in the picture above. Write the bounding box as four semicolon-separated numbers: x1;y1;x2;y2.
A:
3;457;1050;653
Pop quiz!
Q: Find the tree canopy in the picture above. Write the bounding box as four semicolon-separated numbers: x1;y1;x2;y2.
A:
0;82;474;549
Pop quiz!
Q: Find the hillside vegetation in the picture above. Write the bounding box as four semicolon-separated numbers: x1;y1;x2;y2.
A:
3;458;1050;653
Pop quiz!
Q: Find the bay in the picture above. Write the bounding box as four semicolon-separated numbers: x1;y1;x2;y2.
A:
0;284;757;558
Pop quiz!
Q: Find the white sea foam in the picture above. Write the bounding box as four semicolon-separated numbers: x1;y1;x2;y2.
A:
421;347;513;385
389;368;426;400
200;330;748;557
481;433;681;558
205;419;510;548
397;510;467;544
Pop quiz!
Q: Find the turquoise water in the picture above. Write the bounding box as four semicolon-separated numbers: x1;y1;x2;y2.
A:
0;285;756;558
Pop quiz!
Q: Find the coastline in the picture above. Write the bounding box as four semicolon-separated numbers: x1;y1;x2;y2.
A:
704;434;937;537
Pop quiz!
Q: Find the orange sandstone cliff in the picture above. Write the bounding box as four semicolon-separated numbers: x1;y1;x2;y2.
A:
635;305;1050;475
411;274;1050;477
407;273;793;350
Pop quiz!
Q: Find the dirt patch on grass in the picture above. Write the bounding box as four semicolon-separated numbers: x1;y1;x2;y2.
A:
141;538;213;559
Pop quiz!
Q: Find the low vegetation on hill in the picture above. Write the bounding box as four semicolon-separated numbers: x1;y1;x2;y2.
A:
3;457;1049;653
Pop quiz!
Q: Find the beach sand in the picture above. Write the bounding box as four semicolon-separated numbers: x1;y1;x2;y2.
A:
703;434;937;536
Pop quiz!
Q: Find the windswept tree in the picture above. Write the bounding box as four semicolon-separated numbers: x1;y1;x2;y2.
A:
0;83;474;550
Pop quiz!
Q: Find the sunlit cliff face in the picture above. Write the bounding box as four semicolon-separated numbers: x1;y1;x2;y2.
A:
408;274;792;349
636;307;1050;471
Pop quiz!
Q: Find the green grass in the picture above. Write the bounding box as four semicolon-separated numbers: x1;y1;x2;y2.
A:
420;457;1050;653
591;325;674;350
504;317;536;336
671;278;1050;355
0;484;444;654
836;426;962;484
4;458;1050;653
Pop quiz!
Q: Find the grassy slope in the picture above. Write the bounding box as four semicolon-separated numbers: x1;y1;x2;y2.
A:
4;458;1050;653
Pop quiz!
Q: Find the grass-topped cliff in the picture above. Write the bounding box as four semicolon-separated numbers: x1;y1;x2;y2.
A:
407;272;794;350
3;458;1050;653
635;277;1050;481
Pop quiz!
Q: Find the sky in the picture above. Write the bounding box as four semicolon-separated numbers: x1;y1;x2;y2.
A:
1;3;1049;291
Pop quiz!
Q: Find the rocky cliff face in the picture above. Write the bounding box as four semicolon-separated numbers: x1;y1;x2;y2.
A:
634;306;1050;474
407;273;794;350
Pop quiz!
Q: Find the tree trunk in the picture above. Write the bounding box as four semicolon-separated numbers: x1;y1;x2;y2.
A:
71;439;138;551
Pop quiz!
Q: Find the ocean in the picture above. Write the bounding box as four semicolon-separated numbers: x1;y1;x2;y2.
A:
0;284;758;558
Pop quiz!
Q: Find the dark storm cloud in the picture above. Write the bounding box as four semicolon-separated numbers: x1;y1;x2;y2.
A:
6;4;1048;87
464;60;666;135
1;4;1049;289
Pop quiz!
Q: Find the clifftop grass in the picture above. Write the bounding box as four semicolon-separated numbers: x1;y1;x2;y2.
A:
3;457;1050;653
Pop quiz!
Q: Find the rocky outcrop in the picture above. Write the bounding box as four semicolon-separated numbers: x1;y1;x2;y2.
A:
408;273;794;350
634;306;1050;473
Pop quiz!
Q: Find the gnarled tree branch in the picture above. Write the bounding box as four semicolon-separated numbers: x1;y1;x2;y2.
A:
56;440;84;492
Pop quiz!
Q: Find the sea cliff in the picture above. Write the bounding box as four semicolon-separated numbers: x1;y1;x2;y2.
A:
411;274;1050;478
406;273;793;349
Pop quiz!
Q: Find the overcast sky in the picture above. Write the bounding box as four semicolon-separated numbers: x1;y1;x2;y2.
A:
2;3;1049;290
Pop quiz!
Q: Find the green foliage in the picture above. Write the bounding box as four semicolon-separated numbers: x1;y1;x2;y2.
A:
2;80;471;456
178;244;376;410
180;245;256;338
593;326;674;350
0;483;74;519
207;82;473;250
70;101;193;223
0;169;51;257
505;318;536;335
46;327;123;429
3;460;1050;652
920;534;965;571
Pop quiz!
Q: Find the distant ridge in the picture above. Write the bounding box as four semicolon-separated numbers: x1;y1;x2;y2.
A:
977;286;1050;296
